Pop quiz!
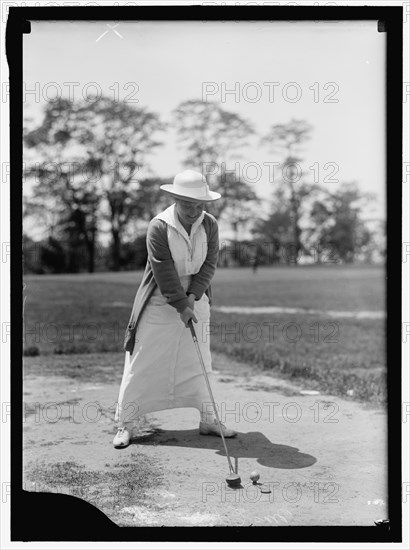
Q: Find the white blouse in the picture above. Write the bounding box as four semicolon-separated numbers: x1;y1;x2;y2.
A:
153;203;208;294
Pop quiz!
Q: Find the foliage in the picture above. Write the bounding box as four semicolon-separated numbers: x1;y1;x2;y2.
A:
172;99;254;169
306;182;379;263
23;100;384;271
24;97;165;272
260;119;315;260
172;100;259;232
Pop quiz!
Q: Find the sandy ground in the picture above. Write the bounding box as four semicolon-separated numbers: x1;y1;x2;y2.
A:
23;351;387;527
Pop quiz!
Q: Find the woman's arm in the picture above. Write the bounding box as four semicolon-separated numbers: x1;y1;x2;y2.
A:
146;219;190;313
187;216;219;300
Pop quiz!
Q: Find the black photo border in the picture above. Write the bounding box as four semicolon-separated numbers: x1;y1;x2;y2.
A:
7;3;403;543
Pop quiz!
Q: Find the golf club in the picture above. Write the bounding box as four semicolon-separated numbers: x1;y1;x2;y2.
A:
188;319;241;487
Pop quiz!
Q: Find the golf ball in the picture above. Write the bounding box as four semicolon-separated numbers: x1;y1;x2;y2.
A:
250;471;260;483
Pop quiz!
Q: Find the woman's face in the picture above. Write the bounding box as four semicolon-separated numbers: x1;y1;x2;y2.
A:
175;199;205;226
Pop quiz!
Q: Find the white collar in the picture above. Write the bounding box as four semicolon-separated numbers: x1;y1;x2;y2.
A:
155;204;205;240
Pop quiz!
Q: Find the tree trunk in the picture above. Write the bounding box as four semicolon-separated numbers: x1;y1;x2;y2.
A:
86;235;95;273
77;208;96;274
288;165;302;265
111;227;121;271
86;212;98;273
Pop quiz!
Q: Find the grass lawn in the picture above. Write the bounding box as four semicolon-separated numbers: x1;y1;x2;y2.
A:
210;311;385;404
24;453;165;526
213;264;385;311
23;265;386;404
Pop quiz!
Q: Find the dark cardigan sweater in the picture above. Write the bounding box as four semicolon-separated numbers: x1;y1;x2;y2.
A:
123;211;219;354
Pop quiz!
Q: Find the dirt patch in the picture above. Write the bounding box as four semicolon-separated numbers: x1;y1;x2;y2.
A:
23;351;387;527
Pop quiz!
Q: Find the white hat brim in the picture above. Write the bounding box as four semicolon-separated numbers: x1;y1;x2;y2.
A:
160;184;221;202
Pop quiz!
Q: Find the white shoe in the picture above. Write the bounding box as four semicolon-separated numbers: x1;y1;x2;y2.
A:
113;427;131;448
199;419;237;438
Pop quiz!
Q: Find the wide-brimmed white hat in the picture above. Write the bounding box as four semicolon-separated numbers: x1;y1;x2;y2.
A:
160;170;221;202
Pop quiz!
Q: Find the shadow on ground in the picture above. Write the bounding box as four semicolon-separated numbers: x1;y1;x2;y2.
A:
128;428;316;470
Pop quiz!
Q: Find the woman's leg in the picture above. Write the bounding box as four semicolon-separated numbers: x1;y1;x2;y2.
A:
114;300;185;428
114;351;139;430
172;295;218;422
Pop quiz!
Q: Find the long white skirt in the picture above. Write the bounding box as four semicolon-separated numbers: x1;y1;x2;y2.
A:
114;292;215;428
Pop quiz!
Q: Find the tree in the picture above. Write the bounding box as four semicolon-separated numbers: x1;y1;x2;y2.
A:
40;236;67;274
212;172;261;240
251;207;293;264
71;97;165;270
24;97;166;271
121;177;172;261
173;100;254;173
260;119;314;261
24;98;101;272
307;182;377;263
172;100;259;221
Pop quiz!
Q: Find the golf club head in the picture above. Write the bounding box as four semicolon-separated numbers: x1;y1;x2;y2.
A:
226;473;241;487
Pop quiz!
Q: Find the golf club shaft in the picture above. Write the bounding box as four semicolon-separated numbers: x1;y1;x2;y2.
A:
188;320;236;475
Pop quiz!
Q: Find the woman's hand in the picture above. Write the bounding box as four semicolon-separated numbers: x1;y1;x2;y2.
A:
180;306;198;327
187;293;196;310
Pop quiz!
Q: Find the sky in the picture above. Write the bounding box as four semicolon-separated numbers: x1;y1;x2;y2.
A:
23;20;386;236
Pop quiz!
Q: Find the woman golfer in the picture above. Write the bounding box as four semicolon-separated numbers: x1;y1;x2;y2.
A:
113;170;237;448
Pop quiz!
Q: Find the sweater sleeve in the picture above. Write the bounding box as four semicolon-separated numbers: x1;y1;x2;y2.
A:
187;216;219;300
146;219;189;313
